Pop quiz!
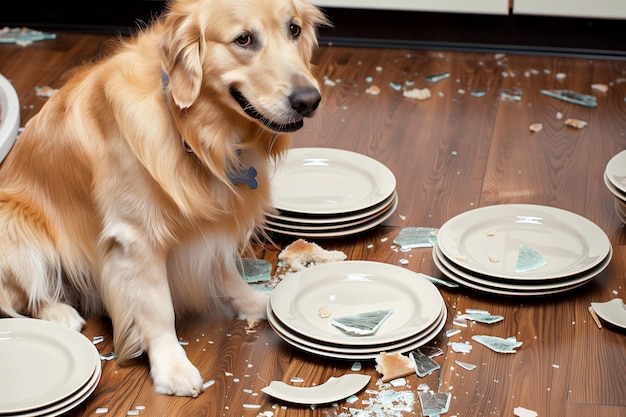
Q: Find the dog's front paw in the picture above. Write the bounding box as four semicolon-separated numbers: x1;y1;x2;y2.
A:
234;291;269;321
37;302;86;332
150;352;204;397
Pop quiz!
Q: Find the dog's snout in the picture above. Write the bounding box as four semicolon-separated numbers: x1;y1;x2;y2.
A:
289;86;321;117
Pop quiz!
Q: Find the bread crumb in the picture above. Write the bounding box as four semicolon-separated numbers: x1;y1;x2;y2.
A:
488;254;499;263
565;118;588;129
403;87;431;100
365;85;381;96
529;123;543;133
590;83;609;93
318;306;332;318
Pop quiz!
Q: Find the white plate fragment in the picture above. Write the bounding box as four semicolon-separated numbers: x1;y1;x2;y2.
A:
261;374;371;405
514;406;539;417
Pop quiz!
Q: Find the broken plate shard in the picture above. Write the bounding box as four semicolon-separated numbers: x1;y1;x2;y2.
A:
425;72;450;83
332;309;393;336
409;349;441;377
514;406;539;417
515;245;548;273
393;227;438;249
261;374;371;405
472;335;522;353
540;89;597;108
418;391;451;416
590;298;626;329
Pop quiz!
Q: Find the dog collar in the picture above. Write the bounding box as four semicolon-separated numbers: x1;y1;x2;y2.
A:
161;71;258;190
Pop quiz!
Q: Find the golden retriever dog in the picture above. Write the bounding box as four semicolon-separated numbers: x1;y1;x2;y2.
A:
0;0;326;397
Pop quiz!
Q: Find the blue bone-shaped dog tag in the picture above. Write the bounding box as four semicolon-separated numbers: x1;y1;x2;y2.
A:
230;166;258;189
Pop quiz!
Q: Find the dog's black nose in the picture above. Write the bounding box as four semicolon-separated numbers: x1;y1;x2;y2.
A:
289;86;321;117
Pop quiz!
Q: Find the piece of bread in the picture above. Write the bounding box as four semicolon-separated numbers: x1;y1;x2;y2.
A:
278;239;347;272
375;352;416;382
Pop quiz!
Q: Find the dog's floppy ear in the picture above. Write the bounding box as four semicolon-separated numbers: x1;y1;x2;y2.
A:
159;14;203;109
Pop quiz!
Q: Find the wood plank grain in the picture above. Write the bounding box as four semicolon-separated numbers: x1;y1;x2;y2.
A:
1;32;625;417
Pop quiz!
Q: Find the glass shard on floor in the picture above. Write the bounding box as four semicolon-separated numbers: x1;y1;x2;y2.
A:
425;72;450;83
393;227;438;249
472;335;522;353
409;349;441;377
238;258;272;283
332;309;393;336
540;89;597;107
459;311;504;324
418;391;451;416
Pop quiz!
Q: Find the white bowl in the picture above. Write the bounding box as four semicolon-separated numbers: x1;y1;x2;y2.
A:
0;73;20;164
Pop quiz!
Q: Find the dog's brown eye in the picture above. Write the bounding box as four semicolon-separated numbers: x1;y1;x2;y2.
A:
235;34;253;47
289;23;301;39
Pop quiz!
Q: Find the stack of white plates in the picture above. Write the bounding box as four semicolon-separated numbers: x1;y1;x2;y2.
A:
604;150;626;224
267;148;397;239
432;204;612;296
0;318;101;416
267;261;447;359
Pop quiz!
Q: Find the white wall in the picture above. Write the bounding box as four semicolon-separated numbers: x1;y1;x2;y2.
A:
309;0;510;15
514;0;626;19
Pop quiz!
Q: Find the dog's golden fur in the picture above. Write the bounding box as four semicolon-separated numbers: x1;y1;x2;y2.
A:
0;0;326;396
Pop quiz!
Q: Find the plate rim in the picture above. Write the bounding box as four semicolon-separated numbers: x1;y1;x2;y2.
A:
433;243;612;292
267;191;397;226
270;307;447;360
265;196;397;239
267;301;446;354
432;245;611;296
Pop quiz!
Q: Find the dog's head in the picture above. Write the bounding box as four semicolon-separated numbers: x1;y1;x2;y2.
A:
159;0;328;134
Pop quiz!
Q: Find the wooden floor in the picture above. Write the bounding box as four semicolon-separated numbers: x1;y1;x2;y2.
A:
1;31;625;417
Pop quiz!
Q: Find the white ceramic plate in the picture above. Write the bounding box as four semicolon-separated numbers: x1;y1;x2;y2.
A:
0;73;20;165
269;306;447;360
267;301;445;354
432;243;611;296
265;194;397;238
270;147;396;215
0;318;99;413
437;204;611;280
590;298;626;329
605;150;626;193
261;374;371;405
270;261;444;346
